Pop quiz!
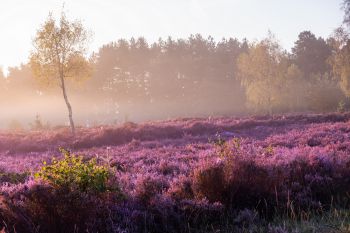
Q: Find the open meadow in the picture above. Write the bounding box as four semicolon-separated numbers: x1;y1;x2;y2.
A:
1;2;350;232
1;113;350;232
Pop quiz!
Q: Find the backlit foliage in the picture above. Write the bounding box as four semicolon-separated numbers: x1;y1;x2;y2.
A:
35;148;119;194
30;11;92;135
30;12;92;87
329;28;350;97
237;35;288;113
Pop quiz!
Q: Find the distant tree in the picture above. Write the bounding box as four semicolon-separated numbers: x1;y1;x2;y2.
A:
292;31;332;77
30;114;44;131
318;1;350;104
237;35;287;114
30;12;92;135
307;73;344;111
92;35;248;116
329;28;350;97
283;64;308;111
8;119;23;132
6;64;37;95
343;0;350;28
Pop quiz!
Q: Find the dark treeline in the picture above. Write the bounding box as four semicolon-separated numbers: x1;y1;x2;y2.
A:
89;35;248;117
1;28;350;127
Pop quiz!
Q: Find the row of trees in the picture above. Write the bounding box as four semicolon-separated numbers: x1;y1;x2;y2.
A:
84;29;350;114
2;2;350;133
0;30;348;114
237;32;341;113
90;35;248;113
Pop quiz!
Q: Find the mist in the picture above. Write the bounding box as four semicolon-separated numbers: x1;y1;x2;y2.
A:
0;74;246;130
2;2;350;232
0;30;347;131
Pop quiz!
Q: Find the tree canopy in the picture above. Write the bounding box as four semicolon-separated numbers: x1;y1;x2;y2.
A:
1;2;350;123
30;12;92;134
292;31;332;77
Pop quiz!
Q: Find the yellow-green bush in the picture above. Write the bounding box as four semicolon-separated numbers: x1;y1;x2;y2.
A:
35;148;121;194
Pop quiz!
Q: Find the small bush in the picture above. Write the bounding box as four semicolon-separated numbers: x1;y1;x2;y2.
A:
193;162;226;202
1;149;124;233
2;182;120;233
35;148;121;194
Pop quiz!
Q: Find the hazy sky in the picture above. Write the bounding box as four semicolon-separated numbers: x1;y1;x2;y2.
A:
0;0;344;74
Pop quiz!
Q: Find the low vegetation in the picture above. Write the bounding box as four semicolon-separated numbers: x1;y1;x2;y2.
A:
0;114;350;232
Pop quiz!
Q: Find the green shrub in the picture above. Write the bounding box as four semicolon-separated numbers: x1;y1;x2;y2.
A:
213;137;243;165
1;149;124;233
35;148;121;194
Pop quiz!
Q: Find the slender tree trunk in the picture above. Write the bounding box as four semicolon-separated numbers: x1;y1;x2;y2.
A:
60;75;75;136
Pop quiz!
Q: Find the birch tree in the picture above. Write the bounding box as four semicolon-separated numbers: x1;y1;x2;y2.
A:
30;12;92;135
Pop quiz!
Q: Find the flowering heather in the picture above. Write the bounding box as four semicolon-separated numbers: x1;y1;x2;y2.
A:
0;113;350;232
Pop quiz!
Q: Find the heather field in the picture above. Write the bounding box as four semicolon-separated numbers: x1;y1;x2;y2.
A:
1;113;350;233
2;1;350;232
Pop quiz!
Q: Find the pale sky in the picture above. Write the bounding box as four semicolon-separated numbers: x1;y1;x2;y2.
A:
0;0;344;75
